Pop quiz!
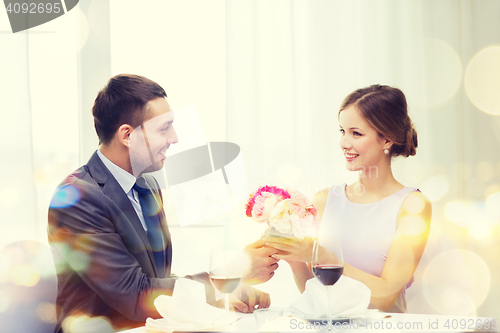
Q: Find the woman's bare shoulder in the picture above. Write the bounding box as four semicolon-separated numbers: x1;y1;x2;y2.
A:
400;189;432;220
312;187;331;212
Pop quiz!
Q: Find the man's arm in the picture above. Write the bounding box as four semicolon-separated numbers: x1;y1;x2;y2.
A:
49;179;210;323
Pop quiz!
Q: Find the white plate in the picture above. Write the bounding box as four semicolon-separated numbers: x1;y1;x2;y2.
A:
289;308;381;325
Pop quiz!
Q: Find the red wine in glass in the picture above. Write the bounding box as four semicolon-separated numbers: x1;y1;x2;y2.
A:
313;265;343;286
312;240;344;332
210;276;241;294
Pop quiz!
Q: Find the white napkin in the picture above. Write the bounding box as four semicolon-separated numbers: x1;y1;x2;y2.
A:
145;278;236;332
291;276;371;318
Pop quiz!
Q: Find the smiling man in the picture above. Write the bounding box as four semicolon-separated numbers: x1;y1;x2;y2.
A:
47;74;274;332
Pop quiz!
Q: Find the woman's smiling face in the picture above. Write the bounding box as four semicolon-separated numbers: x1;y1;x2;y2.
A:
338;104;390;172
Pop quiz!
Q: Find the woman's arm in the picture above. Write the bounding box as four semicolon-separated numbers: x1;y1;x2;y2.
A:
287;261;314;293
266;190;432;311
346;190;431;311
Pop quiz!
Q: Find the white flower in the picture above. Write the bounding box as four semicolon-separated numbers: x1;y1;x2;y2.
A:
268;199;293;234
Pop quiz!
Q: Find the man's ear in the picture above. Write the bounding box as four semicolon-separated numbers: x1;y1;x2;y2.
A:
116;124;134;148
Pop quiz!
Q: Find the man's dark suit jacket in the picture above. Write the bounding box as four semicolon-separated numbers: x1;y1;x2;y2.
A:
48;152;215;332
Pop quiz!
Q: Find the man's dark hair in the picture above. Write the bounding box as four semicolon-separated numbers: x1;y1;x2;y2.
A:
92;74;167;144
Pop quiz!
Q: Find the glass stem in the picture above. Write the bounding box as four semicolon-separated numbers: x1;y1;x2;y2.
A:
225;293;230;311
327;285;333;332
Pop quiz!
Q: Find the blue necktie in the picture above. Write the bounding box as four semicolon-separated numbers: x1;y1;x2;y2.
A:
133;179;166;278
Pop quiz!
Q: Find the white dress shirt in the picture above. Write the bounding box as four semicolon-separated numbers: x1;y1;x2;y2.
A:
96;150;148;231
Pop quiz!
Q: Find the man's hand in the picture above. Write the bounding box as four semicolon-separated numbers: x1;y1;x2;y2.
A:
242;238;280;285
217;284;270;313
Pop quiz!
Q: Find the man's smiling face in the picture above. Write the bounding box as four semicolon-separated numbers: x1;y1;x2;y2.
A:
129;98;178;176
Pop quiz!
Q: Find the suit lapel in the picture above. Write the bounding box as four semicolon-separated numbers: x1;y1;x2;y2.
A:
86;152;159;276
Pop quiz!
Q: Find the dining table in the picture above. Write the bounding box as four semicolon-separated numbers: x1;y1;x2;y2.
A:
120;309;497;333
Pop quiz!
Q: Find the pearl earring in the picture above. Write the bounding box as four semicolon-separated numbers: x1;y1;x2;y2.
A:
384;149;389;155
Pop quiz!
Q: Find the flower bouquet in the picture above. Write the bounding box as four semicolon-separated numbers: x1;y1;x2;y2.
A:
245;186;319;239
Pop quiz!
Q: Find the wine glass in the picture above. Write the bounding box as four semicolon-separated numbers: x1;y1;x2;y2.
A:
312;239;344;332
209;246;243;312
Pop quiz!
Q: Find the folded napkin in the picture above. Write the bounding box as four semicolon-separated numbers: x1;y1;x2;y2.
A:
146;278;237;332
291;276;371;318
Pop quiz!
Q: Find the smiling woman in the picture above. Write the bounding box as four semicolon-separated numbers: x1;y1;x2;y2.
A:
265;85;431;313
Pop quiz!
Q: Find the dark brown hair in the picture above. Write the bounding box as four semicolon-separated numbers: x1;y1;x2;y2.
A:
339;84;417;158
92;74;167;144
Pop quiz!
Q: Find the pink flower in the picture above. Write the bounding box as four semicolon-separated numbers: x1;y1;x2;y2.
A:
251;192;277;223
246;185;318;239
246;186;291;217
289;190;312;208
308;206;318;216
257;186;291;200
245;192;257;217
291;202;308;218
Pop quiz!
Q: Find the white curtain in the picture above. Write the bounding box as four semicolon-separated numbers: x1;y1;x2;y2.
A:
1;0;499;319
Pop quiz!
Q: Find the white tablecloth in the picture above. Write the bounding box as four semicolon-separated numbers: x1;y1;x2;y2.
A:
120;311;497;333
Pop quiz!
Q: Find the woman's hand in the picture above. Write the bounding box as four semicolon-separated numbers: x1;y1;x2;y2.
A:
263;236;315;263
218;284;270;313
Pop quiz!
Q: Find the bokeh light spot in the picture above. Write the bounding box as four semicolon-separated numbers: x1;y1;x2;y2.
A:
73;234;95;253
440;287;476;317
52;242;71;274
9;265;40;287
50;185;81;208
34;251;57;278
460;251;491;307
0;252;10;283
465;46;500;115
484;184;500;200
37;302;57;323
403;193;425;215
467;217;493;240
63;314;114;333
422;249;484;315
444;200;468;226
420;175;449;202
68;250;90;273
441;287;464;309
423;249;489;315
444;200;463;224
399;215;427;237
417;38;463;108
485;192;500;219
